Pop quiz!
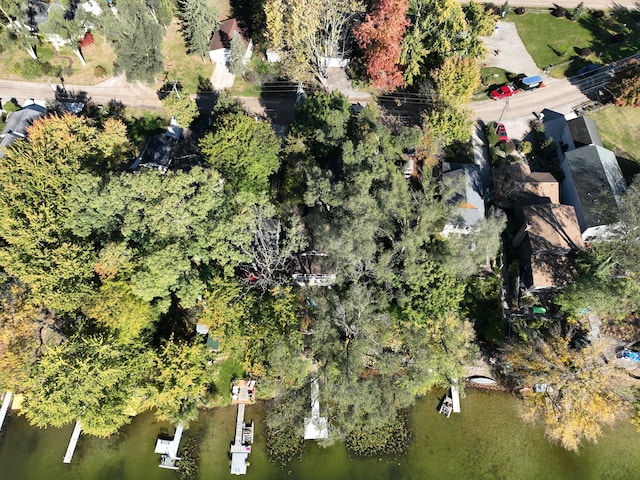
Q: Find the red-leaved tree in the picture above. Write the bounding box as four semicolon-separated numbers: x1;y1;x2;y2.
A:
610;59;640;108
354;0;409;92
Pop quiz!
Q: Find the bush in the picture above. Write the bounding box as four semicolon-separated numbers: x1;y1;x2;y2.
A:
518;140;533;155
578;47;591;57
552;5;566;17
514;7;525;14
2;99;20;113
611;33;625;44
13;59;51;79
94;65;107;78
591;9;604;18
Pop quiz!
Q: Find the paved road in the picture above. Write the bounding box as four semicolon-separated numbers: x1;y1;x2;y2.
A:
0;76;162;110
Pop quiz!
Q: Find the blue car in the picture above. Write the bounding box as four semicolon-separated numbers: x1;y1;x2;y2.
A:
577;63;600;76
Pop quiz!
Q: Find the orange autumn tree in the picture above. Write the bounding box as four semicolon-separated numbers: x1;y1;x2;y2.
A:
354;0;409;92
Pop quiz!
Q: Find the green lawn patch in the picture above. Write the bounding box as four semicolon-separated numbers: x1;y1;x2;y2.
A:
161;19;215;92
509;11;594;77
589;105;640;180
509;9;640;78
212;357;244;405
228;77;262;97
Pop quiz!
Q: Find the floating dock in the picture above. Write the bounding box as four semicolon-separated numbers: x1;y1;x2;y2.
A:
155;424;183;470
63;421;82;463
0;391;13;432
304;379;328;440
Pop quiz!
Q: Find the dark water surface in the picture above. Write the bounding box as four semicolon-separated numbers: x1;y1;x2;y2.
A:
1;390;639;480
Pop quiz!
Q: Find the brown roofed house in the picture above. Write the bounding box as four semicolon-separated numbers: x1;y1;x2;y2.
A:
209;18;252;64
493;162;559;207
513;204;584;292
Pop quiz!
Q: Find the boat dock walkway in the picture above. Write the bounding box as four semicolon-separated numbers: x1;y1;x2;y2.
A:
230;381;255;475
304;379;328;440
63;421;82;463
0;391;13;432
231;403;246;452
451;385;461;413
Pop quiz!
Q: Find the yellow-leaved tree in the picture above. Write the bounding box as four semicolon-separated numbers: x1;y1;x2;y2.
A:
504;330;625;451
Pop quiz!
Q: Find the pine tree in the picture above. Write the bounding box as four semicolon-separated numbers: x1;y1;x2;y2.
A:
229;31;246;75
177;0;218;58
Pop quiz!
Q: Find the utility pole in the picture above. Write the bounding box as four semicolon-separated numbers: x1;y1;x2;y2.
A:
496;96;509;131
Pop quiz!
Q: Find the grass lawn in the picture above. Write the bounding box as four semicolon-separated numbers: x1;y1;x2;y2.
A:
473;66;509;100
0;33;116;85
589;105;640;165
160;19;215;93
228;77;262;97
209;0;231;20
509;9;640;78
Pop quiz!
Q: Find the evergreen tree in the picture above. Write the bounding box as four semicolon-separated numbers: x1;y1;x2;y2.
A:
177;0;218;58
104;0;164;82
229;31;246;76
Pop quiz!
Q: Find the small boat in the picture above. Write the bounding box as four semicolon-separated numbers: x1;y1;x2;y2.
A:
439;395;453;418
467;376;497;385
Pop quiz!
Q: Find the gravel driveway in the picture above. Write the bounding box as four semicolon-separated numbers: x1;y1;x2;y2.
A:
481;21;541;77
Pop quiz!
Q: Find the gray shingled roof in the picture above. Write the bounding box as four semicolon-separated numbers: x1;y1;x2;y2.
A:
567;116;603;148
442;163;485;231
0;104;46;157
564;145;626;229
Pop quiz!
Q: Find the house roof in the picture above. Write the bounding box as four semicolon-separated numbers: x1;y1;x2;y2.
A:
568;116;602;148
499;162;560;205
441;163;485;232
564;145;626;229
528;254;577;290
522;204;584;253
209;18;249;51
0;104;46;157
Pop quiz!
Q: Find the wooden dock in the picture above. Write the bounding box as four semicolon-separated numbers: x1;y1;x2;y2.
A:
0;391;12;432
304;379;328;440
230;384;255;475
63;421;82;463
451;385;461;413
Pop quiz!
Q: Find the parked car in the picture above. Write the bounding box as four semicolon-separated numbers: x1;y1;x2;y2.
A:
516;74;544;90
489;84;517;100
497;123;508;142
576;63;600;77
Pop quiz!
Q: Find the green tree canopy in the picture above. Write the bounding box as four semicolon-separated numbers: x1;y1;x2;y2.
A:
104;0;165;82
161;88;199;127
0;114;125;312
22;333;155;437
200;111;281;193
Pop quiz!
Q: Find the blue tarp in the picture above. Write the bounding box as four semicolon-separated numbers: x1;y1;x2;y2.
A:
619;349;640;362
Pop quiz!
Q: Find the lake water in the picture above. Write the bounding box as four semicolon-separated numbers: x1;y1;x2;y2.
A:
1;389;639;480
